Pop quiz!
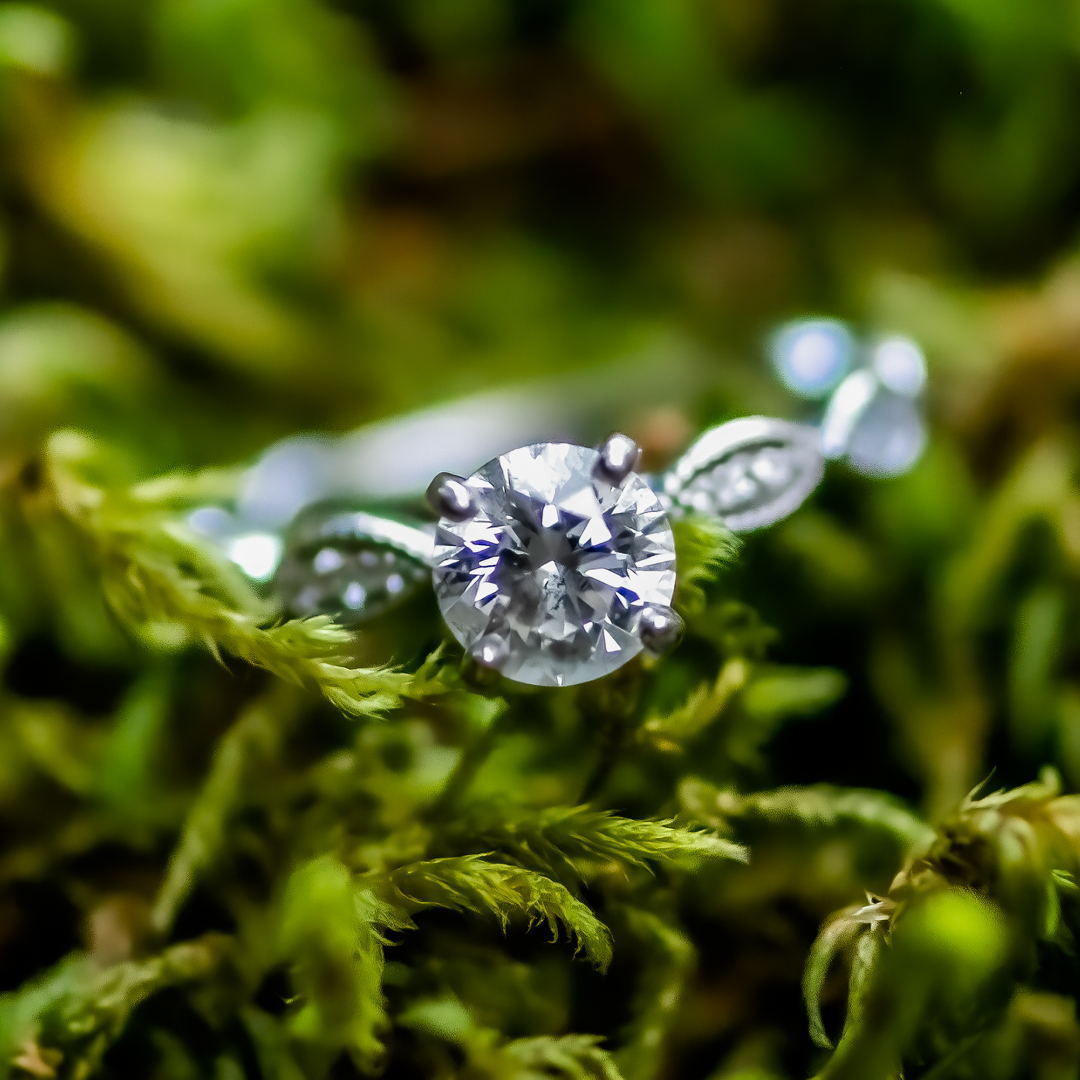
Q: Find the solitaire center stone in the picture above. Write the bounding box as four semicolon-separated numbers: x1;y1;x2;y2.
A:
432;442;677;687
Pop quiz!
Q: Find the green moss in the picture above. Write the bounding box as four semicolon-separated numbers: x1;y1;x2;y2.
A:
1;2;1080;1077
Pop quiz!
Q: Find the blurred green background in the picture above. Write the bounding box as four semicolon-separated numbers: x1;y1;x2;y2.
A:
2;2;1080;1079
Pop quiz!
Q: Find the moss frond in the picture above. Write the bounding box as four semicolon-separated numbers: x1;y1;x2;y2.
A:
445;803;748;884
44;431;428;717
0;935;232;1080
671;515;738;616
680;778;934;851
371;855;614;971
278;857;399;1073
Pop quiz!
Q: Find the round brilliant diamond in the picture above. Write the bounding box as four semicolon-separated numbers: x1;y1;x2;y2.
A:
432;442;677;687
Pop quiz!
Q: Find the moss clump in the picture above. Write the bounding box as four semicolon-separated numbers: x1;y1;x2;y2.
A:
3;2;1080;1078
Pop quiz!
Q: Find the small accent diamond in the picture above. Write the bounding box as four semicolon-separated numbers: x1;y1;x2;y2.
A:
664;417;824;532
432;442;677;687
274;503;431;625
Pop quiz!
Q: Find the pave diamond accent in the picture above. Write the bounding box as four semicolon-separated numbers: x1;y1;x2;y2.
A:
432;442;677;687
664;417;824;532
274;503;432;625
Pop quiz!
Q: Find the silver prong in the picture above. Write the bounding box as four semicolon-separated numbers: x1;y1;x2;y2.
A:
472;633;510;670
638;604;683;657
426;472;477;522
594;432;641;485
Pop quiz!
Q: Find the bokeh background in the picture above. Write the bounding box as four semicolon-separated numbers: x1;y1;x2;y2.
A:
2;2;1080;1079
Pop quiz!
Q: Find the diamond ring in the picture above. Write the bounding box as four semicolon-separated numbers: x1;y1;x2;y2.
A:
210;319;927;689
274;417;824;688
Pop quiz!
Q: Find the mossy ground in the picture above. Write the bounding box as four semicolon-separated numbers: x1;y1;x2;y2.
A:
1;3;1080;1078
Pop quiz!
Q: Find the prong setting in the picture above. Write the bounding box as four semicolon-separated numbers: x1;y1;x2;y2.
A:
638;603;683;657
594;432;641;486
433;442;676;687
426;472;477;522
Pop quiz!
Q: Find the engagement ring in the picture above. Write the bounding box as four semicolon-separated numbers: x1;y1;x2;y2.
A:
276;417;823;688
202;319;927;689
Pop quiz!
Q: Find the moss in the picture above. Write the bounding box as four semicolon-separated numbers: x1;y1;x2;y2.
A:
1;2;1080;1077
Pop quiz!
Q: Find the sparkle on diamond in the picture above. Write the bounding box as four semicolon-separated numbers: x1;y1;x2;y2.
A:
432;442;677;687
